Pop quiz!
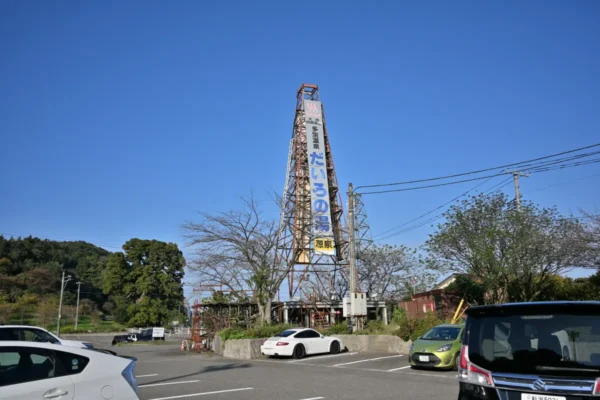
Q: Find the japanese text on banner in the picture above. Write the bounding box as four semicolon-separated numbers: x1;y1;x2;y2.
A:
304;99;335;255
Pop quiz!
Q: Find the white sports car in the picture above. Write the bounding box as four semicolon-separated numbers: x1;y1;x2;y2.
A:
0;341;139;400
260;328;344;359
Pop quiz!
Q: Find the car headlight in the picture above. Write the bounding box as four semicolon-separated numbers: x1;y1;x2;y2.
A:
437;344;452;352
409;343;414;353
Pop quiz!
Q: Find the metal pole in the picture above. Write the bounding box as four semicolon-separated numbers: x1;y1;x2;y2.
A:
512;171;521;211
348;183;357;293
57;271;65;336
347;183;357;332
75;282;82;330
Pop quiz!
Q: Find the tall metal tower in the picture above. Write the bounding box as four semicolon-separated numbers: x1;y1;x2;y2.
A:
275;84;347;302
353;194;374;260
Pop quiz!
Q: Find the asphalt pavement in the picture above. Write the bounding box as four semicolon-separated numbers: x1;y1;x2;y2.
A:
96;339;460;400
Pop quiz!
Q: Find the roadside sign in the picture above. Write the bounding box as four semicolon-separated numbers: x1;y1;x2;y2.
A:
152;327;165;338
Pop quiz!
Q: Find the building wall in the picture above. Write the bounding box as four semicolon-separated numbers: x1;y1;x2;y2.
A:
399;290;462;320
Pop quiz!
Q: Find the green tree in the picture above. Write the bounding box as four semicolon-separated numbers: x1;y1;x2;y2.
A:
102;239;185;327
0;235;112;314
427;193;589;304
445;275;486;305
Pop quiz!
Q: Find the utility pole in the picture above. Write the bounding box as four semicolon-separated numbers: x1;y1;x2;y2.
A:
75;281;82;330
507;170;529;211
347;183;357;332
57;270;72;337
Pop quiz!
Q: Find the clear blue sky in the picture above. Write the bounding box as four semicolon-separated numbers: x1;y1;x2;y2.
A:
1;1;599;289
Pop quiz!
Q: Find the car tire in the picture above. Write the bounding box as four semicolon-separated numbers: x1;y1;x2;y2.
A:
292;344;306;359
453;352;460;371
330;341;340;355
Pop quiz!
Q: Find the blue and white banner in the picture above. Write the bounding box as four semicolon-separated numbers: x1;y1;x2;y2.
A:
304;99;335;255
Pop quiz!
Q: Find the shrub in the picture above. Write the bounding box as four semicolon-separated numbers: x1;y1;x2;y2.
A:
218;324;295;340
391;307;407;325
395;312;444;342
325;322;350;335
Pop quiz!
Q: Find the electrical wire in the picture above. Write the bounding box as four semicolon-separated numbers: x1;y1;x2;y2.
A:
361;157;600;196
357;142;600;190
522;171;600;195
372;171;508;238
375;177;514;241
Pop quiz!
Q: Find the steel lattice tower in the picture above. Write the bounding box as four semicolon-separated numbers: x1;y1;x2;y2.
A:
275;84;347;302
353;194;374;260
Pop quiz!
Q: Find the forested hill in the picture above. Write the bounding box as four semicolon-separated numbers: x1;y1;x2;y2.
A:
0;235;112;323
0;235;187;330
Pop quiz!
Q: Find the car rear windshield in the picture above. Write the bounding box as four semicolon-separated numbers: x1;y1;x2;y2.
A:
275;330;297;338
422;327;461;341
467;312;600;377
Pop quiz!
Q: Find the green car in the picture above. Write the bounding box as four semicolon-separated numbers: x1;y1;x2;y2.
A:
408;323;464;370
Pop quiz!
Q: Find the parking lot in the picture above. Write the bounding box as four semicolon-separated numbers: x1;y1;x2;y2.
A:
104;340;459;400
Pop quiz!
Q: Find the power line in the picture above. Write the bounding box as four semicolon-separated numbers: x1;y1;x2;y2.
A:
523;171;600;194
360;157;600;196
373;171;507;238
375;177;514;241
356;142;600;191
375;169;598;241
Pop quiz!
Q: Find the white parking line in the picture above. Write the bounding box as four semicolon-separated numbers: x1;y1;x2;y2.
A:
139;380;200;388
148;387;254;400
333;355;404;367
300;397;325;400
136;373;159;378
288;352;358;362
388;366;411;371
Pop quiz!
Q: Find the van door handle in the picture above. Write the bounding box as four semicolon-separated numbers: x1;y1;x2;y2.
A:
43;388;69;398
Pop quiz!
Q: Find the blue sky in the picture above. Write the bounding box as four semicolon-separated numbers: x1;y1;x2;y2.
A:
1;1;599;290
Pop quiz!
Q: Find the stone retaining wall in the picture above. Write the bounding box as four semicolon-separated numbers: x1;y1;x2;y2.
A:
211;336;267;360
212;335;410;360
336;335;411;353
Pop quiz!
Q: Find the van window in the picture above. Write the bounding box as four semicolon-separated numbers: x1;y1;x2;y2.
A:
468;313;600;377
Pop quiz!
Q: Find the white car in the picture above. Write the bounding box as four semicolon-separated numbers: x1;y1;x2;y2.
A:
0;325;94;349
0;341;139;400
260;328;344;359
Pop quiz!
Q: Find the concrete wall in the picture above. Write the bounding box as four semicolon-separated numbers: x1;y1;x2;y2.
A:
211;336;267;360
336;335;411;354
212;335;410;360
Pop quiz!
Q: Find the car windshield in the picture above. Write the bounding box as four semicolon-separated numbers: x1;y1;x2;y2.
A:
421;327;461;341
274;330;297;338
468;312;600;377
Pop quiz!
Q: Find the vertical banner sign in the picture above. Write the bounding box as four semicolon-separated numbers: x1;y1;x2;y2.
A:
304;100;336;255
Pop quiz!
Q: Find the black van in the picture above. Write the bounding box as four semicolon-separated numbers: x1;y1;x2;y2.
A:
458;301;600;400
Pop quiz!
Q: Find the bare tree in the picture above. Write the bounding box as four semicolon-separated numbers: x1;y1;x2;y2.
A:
183;195;286;326
331;244;436;301
580;210;600;269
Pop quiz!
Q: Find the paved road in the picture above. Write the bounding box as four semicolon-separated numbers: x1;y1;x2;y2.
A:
106;342;459;400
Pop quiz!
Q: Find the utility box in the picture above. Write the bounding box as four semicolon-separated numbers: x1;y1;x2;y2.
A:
342;292;368;317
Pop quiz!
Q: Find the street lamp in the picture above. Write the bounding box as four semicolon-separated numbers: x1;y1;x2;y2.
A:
57;270;72;337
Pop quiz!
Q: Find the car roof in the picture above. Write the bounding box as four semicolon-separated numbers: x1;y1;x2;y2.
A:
0;325;48;329
465;301;600;316
280;328;313;332
434;323;464;328
0;341;85;353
